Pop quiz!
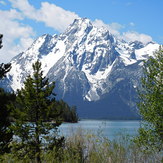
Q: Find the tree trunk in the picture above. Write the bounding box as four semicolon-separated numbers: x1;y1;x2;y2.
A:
35;123;41;163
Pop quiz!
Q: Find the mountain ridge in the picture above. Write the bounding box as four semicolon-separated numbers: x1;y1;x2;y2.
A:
0;18;160;119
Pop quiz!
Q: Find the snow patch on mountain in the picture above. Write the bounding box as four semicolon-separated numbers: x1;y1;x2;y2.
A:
2;18;160;105
8;63;23;91
40;39;66;75
135;43;160;60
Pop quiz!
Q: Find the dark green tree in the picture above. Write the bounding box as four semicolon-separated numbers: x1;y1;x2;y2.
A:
55;100;78;123
0;34;13;155
70;106;79;123
0;63;11;79
0;89;15;155
0;35;11;78
11;60;63;163
136;46;163;152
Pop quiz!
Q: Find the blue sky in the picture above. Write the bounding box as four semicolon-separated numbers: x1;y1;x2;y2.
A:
0;0;163;63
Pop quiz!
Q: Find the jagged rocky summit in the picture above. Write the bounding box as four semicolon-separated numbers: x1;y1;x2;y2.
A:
0;18;160;119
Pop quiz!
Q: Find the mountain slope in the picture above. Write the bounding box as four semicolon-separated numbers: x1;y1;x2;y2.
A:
0;18;160;119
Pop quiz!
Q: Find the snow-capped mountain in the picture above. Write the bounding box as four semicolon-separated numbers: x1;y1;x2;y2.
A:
0;18;159;119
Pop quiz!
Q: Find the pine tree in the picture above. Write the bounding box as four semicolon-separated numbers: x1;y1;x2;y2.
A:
0;34;11;78
0;88;15;155
70;106;79;123
0;63;11;79
55;100;78;123
0;34;13;155
136;46;163;152
11;60;63;162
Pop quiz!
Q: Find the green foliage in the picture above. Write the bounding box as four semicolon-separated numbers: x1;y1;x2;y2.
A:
2;128;162;163
0;63;11;79
136;46;163;152
0;88;15;155
10;60;63;162
42;129;163;163
55;100;79;123
0;34;11;80
0;34;11;79
0;35;14;156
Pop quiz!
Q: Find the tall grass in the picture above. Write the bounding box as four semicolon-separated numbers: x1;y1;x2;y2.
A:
1;127;162;162
42;127;162;163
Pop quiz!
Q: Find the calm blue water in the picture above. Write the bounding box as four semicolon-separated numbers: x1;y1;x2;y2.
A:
59;120;141;140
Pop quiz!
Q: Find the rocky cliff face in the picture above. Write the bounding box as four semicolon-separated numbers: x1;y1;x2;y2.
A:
0;18;159;119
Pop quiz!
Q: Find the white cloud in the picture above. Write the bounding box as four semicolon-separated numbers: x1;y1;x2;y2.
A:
9;0;36;18
110;22;124;30
92;19;107;28
93;19;122;36
0;0;6;5
1;0;79;62
39;2;79;32
0;9;35;63
129;22;135;27
0;0;154;63
9;0;79;32
123;31;153;44
93;19;153;44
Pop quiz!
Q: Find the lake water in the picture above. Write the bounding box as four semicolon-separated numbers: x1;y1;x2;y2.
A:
59;120;141;140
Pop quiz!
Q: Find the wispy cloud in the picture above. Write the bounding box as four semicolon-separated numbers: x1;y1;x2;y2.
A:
0;0;154;63
0;0;6;5
129;22;135;27
122;31;153;44
1;0;79;62
93;19;123;36
93;19;153;44
0;9;35;63
9;0;79;32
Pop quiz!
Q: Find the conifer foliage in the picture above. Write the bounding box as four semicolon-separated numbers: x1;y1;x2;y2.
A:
0;63;11;79
57;100;79;123
0;34;13;155
0;89;15;155
0;34;11;79
11;60;63;162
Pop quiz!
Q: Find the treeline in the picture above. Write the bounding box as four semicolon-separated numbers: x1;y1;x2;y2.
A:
0;34;162;162
0;60;78;162
0;67;79;124
55;100;79;123
0;35;79;162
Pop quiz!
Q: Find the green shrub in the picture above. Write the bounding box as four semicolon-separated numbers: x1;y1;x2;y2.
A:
1;127;162;163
